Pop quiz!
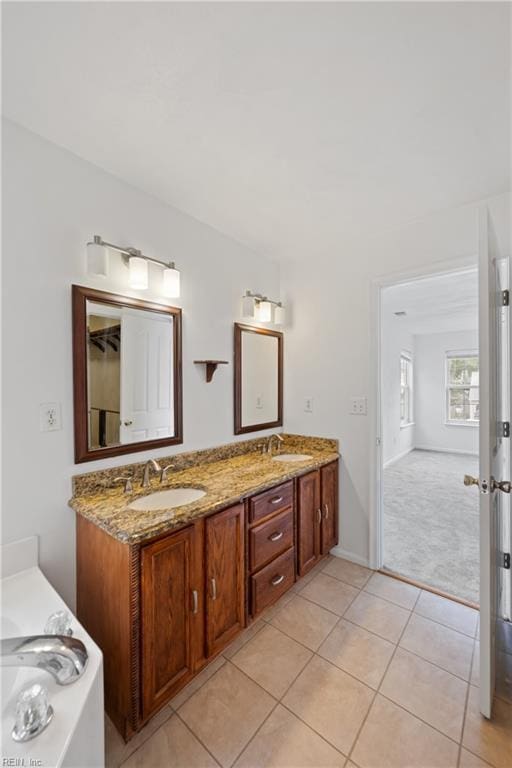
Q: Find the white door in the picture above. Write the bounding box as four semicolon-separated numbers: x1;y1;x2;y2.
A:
476;205;511;718
120;309;174;444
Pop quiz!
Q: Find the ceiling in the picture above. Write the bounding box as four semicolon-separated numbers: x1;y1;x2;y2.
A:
382;269;479;335
2;2;509;264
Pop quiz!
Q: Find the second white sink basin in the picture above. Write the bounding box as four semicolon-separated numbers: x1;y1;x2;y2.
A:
272;453;313;462
128;488;206;512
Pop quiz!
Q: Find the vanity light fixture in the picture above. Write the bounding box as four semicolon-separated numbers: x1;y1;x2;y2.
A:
86;235;181;298
241;291;285;325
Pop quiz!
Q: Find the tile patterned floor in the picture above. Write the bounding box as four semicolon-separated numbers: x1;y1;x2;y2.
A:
106;557;512;768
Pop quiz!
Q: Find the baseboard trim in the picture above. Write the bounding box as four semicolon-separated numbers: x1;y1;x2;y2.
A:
415;446;478;457
330;546;370;568
383;447;414;469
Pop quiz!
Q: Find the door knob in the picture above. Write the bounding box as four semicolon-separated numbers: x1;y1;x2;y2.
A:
464;475;480;487
492;479;511;494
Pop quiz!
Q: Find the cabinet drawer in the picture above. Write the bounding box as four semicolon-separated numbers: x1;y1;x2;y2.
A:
250;548;295;616
249;508;294;572
249;481;293;524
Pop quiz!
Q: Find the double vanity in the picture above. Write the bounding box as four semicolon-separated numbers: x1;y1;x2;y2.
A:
70;434;339;741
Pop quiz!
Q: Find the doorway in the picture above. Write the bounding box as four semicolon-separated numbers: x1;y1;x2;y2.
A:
379;268;480;604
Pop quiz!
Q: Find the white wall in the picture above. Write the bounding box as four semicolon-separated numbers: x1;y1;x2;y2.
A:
283;192;510;565
1;120;280;607
381;311;415;466
414;329;479;455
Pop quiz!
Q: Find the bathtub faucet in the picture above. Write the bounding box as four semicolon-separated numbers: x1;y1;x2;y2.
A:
1;635;88;685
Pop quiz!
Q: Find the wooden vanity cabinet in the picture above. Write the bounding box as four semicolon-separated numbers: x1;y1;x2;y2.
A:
205;503;245;656
297;460;339;575
141;526;198;719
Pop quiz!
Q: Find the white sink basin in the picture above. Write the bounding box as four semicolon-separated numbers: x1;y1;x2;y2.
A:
272;453;313;462
128;488;206;512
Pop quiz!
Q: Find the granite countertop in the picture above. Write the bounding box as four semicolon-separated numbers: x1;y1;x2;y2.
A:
70;436;339;545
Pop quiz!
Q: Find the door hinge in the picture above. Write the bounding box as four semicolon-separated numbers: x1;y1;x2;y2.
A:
498;421;510;438
501;552;511;570
502;289;509;307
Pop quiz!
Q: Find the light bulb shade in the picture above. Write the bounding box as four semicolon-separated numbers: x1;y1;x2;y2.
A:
257;300;272;322
274;304;285;325
129;256;148;289
163;266;180;297
86;242;108;277
241;295;256;319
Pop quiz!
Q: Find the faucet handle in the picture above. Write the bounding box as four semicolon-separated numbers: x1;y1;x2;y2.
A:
12;683;54;743
113;476;133;493
44;610;73;637
160;464;174;483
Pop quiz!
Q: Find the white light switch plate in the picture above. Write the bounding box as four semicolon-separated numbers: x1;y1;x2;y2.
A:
350;397;367;415
40;402;62;431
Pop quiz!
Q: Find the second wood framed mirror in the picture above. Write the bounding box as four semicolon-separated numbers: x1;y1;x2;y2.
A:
234;323;283;434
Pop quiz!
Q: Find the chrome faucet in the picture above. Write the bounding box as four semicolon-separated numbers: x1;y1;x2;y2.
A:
141;459;162;488
266;434;284;455
1;635;88;685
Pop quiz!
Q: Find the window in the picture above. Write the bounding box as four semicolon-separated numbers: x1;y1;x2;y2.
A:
400;353;413;426
446;353;479;424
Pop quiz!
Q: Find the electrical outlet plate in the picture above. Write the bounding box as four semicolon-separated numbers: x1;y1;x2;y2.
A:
304;397;313;413
40;402;62;432
350;396;367;415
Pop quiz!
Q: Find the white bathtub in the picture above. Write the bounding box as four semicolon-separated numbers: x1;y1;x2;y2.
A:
1;539;104;768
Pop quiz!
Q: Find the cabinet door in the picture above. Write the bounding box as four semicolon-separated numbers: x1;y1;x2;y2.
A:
141;527;195;719
297;470;321;576
321;461;338;555
206;503;245;656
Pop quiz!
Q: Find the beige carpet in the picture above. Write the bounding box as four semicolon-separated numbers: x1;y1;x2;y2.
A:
383;449;479;603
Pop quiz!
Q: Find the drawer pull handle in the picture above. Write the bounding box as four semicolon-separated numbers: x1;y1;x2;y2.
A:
192;589;198;614
324;504;329;520
270;496;283;505
269;531;284;542
210;578;217;600
317;508;322;524
271;574;285;586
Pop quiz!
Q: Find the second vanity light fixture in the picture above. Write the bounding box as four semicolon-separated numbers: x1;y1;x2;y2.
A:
241;290;285;325
86;235;180;298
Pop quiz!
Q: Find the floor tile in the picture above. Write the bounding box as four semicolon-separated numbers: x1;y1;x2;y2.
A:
121;714;218;767
222;620;265;660
318;618;394;689
234;704;346;768
459;748;493;768
178;662;275;767
364;572;419;610
300;572;359;615
400;613;474;680
344;591;410;643
260;588;296;621
351;695;459;768
496;650;512;703
322;557;371;588
414;590;478;637
171;655;226;710
380;647;468;740
106;707;173;768
282;655;373;755
270;594;338;650
462;684;512;768
231;623;312;698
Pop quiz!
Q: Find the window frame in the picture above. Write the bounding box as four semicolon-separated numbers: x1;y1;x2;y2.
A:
445;350;479;427
399;351;414;428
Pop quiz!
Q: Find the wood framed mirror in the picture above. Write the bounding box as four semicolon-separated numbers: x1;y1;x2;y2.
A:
72;285;183;463
234;323;283;434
